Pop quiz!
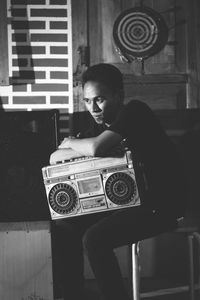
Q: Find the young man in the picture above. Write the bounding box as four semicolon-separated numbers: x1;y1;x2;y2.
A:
50;64;186;300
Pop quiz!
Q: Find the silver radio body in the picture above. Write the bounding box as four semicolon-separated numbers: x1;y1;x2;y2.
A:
42;151;141;220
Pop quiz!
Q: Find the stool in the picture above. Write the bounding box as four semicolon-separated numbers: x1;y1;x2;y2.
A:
131;222;200;300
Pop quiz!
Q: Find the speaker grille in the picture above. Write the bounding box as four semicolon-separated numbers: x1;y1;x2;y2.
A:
49;183;79;215
105;172;136;205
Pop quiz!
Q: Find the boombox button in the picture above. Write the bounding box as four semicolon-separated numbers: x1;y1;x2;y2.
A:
102;169;107;175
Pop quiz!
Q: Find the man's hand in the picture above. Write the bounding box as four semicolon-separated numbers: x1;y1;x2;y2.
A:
49;148;82;165
58;136;75;149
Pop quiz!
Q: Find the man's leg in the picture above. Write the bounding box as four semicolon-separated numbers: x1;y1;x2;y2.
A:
83;206;178;300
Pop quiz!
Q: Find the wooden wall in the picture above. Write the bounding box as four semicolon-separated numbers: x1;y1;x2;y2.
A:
72;0;200;110
0;222;53;300
184;0;200;107
71;0;200;281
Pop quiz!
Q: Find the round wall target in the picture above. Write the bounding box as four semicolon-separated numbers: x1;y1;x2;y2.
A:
113;6;169;61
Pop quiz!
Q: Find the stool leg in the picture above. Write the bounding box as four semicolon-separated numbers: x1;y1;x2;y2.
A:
193;232;200;298
132;242;140;300
188;234;195;300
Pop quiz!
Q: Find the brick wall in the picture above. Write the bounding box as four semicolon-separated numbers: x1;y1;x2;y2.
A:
0;0;73;138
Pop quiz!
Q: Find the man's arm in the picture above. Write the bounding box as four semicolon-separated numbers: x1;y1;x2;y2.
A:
49;148;83;165
58;130;123;157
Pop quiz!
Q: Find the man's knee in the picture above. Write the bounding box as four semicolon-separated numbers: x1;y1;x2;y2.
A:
82;224;105;255
52;220;83;255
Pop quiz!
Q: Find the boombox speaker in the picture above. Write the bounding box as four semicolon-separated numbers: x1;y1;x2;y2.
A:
42;150;141;220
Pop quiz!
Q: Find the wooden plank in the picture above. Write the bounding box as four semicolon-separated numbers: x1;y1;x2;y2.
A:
0;221;51;232
194;0;200;83
0;0;9;86
89;0;121;65
175;0;187;72
124;74;187;109
124;83;186;109
101;0;121;63
121;0;138;11
185;0;200;107
141;284;200;298
0;221;53;300
71;0;88;73
124;73;188;84
88;0;103;65
71;0;88;115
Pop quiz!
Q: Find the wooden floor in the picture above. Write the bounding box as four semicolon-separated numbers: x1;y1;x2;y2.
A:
55;277;199;300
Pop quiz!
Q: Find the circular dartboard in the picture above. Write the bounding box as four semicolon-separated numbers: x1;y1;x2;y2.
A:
113;6;169;61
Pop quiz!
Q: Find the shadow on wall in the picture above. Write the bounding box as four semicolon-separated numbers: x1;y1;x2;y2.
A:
10;4;35;85
70;110;96;137
0;110;59;222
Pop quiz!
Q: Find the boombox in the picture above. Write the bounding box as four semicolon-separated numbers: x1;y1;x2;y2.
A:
42;150;141;220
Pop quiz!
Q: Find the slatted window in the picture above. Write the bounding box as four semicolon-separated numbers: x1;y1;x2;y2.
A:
0;0;73;114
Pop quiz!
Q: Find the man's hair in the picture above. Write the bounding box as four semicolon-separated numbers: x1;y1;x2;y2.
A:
82;63;124;94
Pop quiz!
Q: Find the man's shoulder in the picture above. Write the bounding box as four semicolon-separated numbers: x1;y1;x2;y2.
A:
78;122;106;138
117;100;153;123
125;100;151;111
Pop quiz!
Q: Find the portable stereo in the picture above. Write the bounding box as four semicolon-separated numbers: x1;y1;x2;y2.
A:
42;150;141;220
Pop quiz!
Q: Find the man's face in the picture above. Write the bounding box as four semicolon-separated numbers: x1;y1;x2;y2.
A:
83;81;121;125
